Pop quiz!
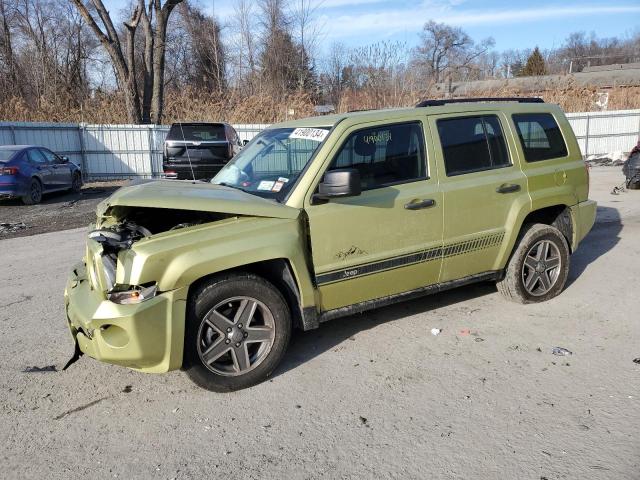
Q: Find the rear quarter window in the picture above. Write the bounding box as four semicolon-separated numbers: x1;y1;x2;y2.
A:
512;113;568;162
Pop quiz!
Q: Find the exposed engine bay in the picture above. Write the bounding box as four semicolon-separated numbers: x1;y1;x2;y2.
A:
87;207;230;291
90;207;228;248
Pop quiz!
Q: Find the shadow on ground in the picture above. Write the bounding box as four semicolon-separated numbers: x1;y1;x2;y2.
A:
278;206;623;377
567;205;622;285
276;281;495;377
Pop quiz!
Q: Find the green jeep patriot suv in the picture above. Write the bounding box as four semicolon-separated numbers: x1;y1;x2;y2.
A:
64;98;597;391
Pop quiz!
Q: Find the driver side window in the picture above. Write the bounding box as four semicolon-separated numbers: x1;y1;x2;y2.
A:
40;149;59;163
327;122;427;191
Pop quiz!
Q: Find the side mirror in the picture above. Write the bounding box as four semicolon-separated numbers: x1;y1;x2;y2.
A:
242;139;249;146
314;169;361;202
59;155;69;163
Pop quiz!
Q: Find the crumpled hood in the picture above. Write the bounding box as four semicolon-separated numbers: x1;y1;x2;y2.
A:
97;180;300;219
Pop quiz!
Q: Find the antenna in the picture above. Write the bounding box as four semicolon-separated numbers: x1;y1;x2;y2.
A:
178;122;196;181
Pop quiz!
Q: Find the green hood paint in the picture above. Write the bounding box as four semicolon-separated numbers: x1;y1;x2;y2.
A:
97;180;300;219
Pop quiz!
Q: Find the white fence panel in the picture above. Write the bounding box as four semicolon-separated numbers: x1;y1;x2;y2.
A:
1;113;638;180
0;122;84;167
566;110;640;157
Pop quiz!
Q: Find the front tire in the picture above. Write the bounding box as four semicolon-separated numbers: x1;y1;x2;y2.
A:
71;172;82;193
497;223;570;304
183;273;291;392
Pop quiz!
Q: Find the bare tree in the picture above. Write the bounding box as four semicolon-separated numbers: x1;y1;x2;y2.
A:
0;0;21;96
290;0;321;90
70;0;183;123
412;20;493;83
230;0;258;90
322;41;347;105
258;0;307;98
176;2;225;93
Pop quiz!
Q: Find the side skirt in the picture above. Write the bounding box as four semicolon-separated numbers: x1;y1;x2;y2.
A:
318;271;502;323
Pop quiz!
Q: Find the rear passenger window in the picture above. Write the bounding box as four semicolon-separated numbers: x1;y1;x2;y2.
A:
27;149;47;164
513;113;568;162
437;115;510;176
328;122;427;190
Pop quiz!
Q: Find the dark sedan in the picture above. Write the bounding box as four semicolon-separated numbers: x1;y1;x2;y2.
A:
0;145;82;204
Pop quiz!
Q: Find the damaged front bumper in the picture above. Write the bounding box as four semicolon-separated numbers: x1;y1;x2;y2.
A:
64;262;188;373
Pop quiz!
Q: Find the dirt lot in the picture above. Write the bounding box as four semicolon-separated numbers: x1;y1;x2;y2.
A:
0;167;638;479
0;181;125;239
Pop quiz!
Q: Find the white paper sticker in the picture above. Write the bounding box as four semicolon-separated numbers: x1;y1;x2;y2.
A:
289;128;328;142
257;180;275;191
277;177;289;183
271;181;285;192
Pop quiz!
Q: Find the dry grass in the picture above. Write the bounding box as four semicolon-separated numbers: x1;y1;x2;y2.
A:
1;84;639;125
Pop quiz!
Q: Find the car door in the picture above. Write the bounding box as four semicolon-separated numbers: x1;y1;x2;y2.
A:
40;148;71;188
304;120;444;312
429;112;530;282
26;148;55;190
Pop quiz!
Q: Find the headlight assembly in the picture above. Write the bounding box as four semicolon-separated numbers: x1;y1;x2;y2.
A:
107;284;158;305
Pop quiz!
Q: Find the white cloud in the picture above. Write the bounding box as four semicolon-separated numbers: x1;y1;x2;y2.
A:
322;4;640;39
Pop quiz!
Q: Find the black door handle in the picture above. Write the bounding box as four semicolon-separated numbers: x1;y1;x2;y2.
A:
404;199;436;210
496;184;521;194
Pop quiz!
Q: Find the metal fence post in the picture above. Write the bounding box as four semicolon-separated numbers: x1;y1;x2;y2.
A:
9;125;16;144
584;115;590;157
78;123;88;180
148;125;155;178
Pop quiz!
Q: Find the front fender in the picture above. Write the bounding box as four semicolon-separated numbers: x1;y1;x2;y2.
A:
118;216;316;309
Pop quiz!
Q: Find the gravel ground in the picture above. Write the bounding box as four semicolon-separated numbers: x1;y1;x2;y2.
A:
0;167;638;480
0;181;125;239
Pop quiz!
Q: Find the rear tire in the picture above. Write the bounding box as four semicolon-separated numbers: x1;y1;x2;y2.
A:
22;178;42;205
71;172;82;193
497;223;570;304
183;273;291;392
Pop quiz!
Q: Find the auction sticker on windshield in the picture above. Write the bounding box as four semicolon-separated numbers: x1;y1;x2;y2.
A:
289;128;328;142
257;180;275;191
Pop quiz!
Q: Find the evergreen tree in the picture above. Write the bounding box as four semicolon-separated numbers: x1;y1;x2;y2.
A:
520;47;547;76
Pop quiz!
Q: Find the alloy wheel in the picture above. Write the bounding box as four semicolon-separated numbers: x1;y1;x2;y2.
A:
30;180;42;203
197;296;276;376
521;240;561;296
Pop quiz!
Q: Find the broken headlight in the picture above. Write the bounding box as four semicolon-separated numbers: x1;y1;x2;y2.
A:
107;284;158;305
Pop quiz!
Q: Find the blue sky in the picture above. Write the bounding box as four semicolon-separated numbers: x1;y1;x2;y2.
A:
105;0;640;52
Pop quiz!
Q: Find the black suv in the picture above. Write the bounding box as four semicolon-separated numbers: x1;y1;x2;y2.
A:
163;122;243;180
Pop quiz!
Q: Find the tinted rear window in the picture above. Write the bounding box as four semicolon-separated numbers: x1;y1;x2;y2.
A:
0;149;20;161
167;124;225;141
512;113;568;162
437;115;510;176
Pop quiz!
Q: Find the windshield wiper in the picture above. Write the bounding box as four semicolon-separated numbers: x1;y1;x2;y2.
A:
216;182;251;194
217;181;240;189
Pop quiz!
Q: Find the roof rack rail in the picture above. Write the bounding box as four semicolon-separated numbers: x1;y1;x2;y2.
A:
416;97;544;107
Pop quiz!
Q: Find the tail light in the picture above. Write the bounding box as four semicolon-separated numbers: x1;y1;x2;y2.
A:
1;166;19;175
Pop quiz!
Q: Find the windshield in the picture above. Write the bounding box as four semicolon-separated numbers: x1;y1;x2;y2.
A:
167;124;225;142
0;149;19;162
212;127;330;199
